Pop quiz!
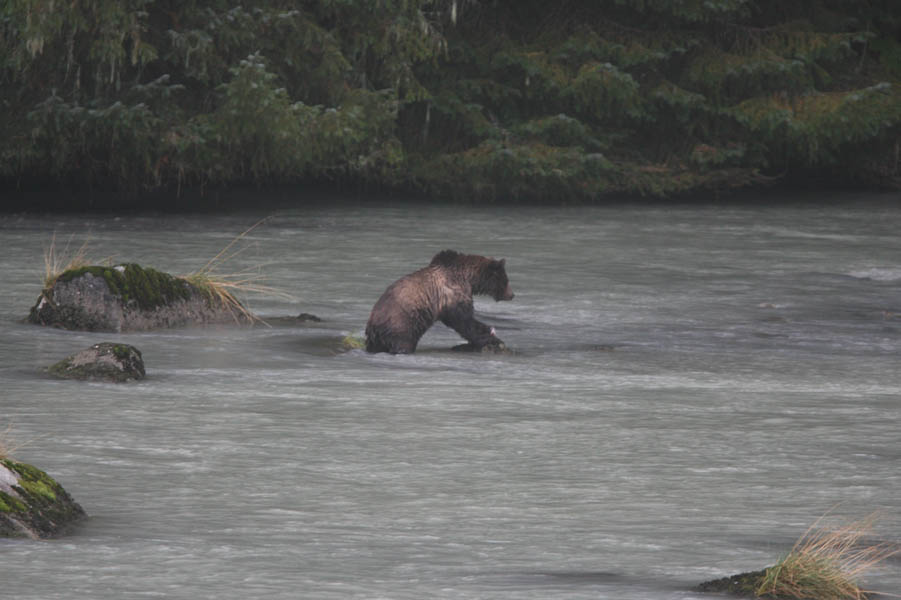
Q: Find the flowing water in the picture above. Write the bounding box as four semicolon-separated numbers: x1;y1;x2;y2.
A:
1;194;899;599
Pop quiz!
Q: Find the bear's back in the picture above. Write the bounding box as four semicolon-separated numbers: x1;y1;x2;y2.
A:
378;265;467;316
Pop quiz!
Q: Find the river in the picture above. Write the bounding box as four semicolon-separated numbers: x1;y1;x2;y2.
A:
1;194;899;599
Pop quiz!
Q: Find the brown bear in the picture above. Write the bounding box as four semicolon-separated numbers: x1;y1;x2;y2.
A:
365;250;514;354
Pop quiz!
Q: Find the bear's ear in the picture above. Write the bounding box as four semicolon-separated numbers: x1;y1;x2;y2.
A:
498;258;506;268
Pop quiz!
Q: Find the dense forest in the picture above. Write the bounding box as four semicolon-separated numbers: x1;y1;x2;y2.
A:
1;0;899;203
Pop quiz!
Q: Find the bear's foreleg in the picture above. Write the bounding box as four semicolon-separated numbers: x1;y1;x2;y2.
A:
440;303;502;349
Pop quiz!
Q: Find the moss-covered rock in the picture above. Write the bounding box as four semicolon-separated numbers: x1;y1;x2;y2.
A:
28;263;252;332
339;334;366;351
0;459;86;539
48;342;146;382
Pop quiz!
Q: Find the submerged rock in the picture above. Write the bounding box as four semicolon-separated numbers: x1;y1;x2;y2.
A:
48;342;146;382
28;263;252;332
296;312;323;323
592;344;617;352
339;334;366;351
695;569;766;597
451;340;512;354
0;459;86;539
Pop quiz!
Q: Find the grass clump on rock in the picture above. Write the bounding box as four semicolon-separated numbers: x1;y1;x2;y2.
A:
755;514;898;600
29;261;216;331
31;221;291;331
698;513;898;599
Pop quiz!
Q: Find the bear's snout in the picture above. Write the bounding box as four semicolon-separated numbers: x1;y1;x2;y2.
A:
497;285;514;301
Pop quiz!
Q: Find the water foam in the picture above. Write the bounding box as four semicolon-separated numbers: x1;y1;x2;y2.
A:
848;267;901;281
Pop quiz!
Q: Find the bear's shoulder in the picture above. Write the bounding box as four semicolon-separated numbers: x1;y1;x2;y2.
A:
429;249;463;267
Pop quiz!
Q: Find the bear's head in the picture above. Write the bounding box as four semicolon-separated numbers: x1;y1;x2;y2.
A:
480;258;515;302
431;250;514;302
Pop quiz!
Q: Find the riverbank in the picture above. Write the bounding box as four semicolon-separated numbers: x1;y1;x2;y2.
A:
2;177;897;213
2;3;898;210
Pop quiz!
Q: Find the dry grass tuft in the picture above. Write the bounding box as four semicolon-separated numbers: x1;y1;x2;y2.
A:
43;233;92;289
182;270;284;324
756;513;899;600
39;222;290;325
0;426;11;460
0;423;23;461
180;218;293;324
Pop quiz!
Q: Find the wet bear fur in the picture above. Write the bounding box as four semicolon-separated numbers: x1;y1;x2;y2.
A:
365;250;515;354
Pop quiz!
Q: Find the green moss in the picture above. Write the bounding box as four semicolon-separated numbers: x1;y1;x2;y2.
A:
47;359;86;379
18;478;56;501
111;344;133;360
56;265;105;283
3;459;61;502
57;263;193;310
0;490;27;513
340;335;366;351
0;458;86;537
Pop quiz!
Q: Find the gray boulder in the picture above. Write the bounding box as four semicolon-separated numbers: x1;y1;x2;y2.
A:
28;263;252;332
48;342;146;382
0;459;86;539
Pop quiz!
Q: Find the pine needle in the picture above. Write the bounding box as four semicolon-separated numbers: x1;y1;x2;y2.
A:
0;423;15;460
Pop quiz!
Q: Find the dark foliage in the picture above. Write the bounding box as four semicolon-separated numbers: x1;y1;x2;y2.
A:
1;1;898;203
